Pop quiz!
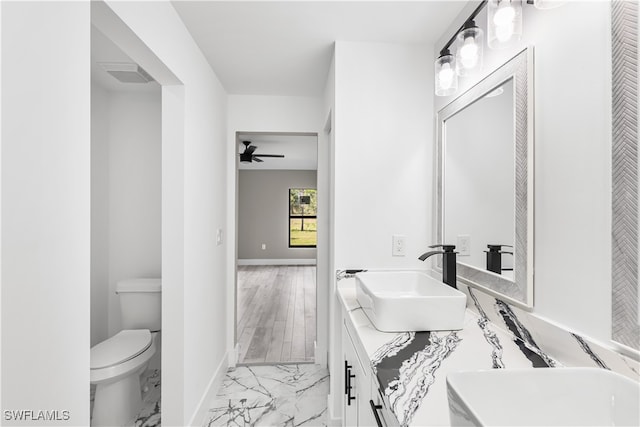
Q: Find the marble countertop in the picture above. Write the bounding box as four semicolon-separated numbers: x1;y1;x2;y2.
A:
337;275;638;427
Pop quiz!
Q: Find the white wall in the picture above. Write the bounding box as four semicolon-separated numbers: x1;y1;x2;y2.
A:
98;2;229;425
434;2;613;344
91;86;161;342
228;96;322;133
91;82;111;347
326;40;433;422
1;2;90;424
316;56;342;425
0;0;4;412
106;90;162;335
333;41;434;269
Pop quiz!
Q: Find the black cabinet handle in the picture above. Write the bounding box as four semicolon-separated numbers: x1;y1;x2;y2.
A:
369;400;383;427
347;369;356;405
344;361;352;395
344;360;356;405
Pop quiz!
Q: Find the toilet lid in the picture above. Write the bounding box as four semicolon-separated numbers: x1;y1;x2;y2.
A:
90;330;152;370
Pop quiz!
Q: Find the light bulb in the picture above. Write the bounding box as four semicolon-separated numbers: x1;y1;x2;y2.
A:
493;3;515;42
495;22;514;42
487;0;522;49
459;37;479;69
438;62;454;89
435;53;457;96
455;25;483;75
493;4;515;26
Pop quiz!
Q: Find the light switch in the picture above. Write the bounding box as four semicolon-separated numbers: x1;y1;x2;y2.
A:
216;229;223;246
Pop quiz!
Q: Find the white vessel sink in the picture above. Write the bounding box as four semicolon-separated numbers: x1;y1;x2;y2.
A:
447;368;640;426
354;270;467;332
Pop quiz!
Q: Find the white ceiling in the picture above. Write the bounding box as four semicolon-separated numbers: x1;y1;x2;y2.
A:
92;2;467;169
238;133;317;170
172;1;468;96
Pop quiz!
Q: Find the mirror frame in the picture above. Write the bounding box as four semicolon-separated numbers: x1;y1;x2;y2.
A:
435;47;534;309
611;0;638;352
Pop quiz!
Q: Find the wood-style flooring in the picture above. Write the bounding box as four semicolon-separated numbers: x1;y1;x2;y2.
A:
236;265;316;365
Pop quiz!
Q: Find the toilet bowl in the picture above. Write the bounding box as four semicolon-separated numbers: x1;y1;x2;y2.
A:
90;330;157;427
91;278;161;426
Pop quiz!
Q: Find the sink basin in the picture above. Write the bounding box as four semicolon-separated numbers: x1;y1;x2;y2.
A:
354;271;467;332
447;368;640;426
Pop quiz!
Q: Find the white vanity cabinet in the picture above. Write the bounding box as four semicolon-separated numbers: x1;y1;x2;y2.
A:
342;318;395;427
343;320;377;426
342;324;359;426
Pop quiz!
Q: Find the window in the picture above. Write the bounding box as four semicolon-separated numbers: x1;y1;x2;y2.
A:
289;188;317;248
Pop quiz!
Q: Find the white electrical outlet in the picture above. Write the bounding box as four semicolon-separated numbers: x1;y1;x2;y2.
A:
216;229;223;246
457;234;471;256
261;243;267;250
392;235;406;256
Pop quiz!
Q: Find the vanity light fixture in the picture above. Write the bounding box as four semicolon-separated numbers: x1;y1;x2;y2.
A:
434;0;488;96
435;0;564;96
488;0;523;49
532;0;566;10
435;48;458;96
456;20;484;76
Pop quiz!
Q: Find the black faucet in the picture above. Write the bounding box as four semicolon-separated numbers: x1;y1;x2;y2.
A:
484;244;513;275
418;244;458;289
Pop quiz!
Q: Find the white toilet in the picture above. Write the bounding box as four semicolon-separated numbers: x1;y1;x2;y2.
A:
90;278;161;427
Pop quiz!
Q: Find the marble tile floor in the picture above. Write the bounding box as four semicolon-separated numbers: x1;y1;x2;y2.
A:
89;369;161;427
203;364;329;427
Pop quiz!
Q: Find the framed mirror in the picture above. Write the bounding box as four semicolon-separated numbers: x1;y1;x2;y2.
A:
611;0;638;352
435;47;534;308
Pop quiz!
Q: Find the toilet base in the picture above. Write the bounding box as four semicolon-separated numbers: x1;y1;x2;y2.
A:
92;374;142;427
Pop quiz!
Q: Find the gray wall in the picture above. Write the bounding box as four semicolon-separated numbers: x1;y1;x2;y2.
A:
238;170;317;260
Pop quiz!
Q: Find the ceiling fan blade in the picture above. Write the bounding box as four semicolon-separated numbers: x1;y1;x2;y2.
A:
245;145;257;155
253;154;285;158
252;157;264;162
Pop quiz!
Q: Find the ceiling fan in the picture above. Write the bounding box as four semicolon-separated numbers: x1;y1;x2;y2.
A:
239;141;285;163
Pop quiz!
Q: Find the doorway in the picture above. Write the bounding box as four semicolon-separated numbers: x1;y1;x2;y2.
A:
235;132;319;365
91;3;185;424
90;23;163;426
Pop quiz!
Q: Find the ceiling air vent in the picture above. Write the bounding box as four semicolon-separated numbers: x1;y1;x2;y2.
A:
98;62;154;83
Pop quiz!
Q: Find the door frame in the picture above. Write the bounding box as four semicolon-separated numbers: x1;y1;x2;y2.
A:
230;130;328;367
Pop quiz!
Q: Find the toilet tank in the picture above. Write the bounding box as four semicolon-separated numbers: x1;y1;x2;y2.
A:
116;278;161;331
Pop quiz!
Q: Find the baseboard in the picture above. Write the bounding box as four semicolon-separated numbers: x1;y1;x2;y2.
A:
188;350;228;426
237;258;317;266
227;342;239;367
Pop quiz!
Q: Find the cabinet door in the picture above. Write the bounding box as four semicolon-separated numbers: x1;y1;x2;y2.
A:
343;324;358;427
356;373;378;427
370;379;398;427
344;321;381;427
